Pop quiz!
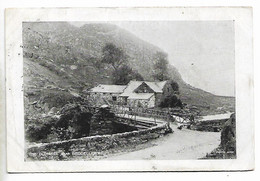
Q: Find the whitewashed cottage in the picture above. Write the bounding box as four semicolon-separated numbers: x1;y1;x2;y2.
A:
88;80;175;108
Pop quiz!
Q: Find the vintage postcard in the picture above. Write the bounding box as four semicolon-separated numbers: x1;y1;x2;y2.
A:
5;7;254;172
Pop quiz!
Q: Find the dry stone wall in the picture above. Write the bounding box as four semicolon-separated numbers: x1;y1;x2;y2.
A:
89;106;115;136
26;121;172;160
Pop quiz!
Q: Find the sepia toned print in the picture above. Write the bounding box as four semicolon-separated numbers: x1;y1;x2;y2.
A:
23;21;236;161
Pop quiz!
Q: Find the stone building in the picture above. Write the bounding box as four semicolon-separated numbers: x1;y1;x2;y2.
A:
88;84;127;105
88;80;176;108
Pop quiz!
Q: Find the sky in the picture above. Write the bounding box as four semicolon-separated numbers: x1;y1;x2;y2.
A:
71;21;235;97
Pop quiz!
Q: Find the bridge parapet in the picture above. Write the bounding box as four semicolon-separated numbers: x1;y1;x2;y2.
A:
110;105;173;122
26;121;173;160
89;106;115;136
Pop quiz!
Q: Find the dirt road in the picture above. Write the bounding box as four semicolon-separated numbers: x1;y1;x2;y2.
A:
105;123;220;160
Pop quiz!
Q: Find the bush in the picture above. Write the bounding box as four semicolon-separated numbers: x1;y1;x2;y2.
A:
159;95;183;108
56;106;93;140
25;103;93;143
169;80;179;93
112;64;143;85
25;116;57;143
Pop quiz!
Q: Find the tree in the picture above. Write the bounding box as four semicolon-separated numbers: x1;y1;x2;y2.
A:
169;80;179;93
153;51;169;81
159;95;183;108
102;43;126;71
102;43;143;85
112;64;143;85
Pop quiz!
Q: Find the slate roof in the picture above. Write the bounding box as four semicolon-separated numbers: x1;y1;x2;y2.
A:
145;81;167;93
120;81;143;97
89;81;167;100
90;84;127;93
120;80;167;97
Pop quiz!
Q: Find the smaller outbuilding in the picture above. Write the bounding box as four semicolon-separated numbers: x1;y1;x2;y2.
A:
88;84;127;105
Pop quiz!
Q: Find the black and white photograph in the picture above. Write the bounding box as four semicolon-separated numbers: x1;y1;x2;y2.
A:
4;7;254;172
23;21;236;161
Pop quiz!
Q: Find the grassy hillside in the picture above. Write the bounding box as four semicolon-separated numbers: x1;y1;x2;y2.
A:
23;22;235;115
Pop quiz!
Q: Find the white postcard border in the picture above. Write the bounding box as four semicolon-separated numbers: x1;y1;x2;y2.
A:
5;7;254;172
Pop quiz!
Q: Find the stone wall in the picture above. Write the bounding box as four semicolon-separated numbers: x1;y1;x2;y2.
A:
89;92;120;105
191;119;229;132
127;95;155;108
89;106;115;136
148;94;156;108
26;122;172;160
155;93;163;107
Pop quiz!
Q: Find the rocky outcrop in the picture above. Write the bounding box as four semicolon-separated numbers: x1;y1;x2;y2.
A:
204;113;236;159
220;113;236;155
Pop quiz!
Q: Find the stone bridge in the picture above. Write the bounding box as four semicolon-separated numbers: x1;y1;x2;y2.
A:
60;104;172;135
26;105;173;160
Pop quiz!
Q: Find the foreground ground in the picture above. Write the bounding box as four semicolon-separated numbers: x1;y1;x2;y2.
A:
104;123;220;160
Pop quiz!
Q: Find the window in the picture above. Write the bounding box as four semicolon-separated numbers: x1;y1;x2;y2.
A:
123;97;127;105
112;96;117;101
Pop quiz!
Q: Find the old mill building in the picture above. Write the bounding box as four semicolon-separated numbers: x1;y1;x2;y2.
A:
88;80;176;108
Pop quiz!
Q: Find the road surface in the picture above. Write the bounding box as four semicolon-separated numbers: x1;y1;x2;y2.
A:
105;123;220;160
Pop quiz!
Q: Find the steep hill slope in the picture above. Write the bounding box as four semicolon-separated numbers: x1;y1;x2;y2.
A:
22;22;235;114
